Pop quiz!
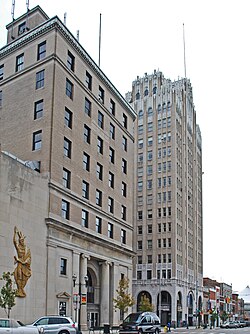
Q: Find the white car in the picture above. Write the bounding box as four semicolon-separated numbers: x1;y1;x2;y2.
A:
0;318;42;333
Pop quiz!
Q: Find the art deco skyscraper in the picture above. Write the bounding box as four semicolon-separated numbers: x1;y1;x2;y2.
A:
126;71;203;327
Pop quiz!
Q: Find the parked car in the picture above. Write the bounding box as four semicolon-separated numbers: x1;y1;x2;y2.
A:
119;312;161;334
235;320;247;327
220;321;239;329
27;316;77;334
0;318;42;333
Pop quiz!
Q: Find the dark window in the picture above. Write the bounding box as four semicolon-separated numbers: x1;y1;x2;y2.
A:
147;270;152;279
96;189;102;206
83;152;90;171
0;65;4;80
110;99;115;115
67;51;75;71
16;53;24;72
121;229;126;244
84;125;91;144
32;130;42;150
108;197;114;213
85;98;91;116
63;168;71;188
61;200;70;219
34;100;43;119
66;79;73;99
60;258;67;275
109;172;114;188
98;111;104;128
96;217;102;233
96;162;103;180
121;205;126;221
36;70;45;89
97;136;103;154
108;222;113;238
122;182;127;197
37;41;46;60
109;147;115;163
123;113;128;129
98;86;104;103
18;22;26;35
110;123;115;139
82;209;89;227
122;158;127;174
82;181;89;199
64;107;72;128
122;136;127;151
64;137;72;158
85;71;92;90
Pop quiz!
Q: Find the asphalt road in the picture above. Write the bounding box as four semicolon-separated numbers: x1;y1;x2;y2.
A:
168;326;250;334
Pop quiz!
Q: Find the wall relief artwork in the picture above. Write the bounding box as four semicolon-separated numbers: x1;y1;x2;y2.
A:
13;226;32;297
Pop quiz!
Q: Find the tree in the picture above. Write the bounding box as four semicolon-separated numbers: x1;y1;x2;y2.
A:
113;277;135;320
0;272;17;318
210;307;218;328
220;310;228;323
138;294;154;312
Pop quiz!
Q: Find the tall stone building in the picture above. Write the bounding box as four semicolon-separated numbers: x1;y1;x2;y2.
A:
126;71;203;327
0;6;136;328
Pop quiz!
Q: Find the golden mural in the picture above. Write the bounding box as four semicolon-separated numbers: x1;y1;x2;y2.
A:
13;226;32;297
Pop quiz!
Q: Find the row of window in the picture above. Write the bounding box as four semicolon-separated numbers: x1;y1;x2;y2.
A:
137;103;171;118
137;269;171;280
137;207;172;221
61;199;127;240
137;132;171;147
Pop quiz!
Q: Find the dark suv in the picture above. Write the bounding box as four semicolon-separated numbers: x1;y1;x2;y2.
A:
119;312;161;334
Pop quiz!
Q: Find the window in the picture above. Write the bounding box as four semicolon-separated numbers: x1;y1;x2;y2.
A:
82;209;89;227
122;158;127;174
110;123;115;139
84;125;91;144
148;255;152;264
96;189;102;206
109;147;115;163
96;217;102;233
148;122;153;132
147;165;152;175
138;226;143;235
147;209;153;219
108;197;114;213
137;271;142;279
85;98;91;117
138;211;143;220
37;41;46;60
138;139;143;149
108;222;113;238
85;71;92;90
16;53;24;72
36;70;44;89
138;240;142;250
122;113;128;129
0;65;4;80
147;240;152;249
122;136;127;151
61;200;70;219
67;51;75;71
148;136;153;146
66;79;73;99
109;172;114;188
63;168;71;188
98;86;104;103
60;258;67;275
148;107;153;116
96;163;103;180
98;111;104;128
121;229;126;244
64;137;71;158
138;110;143;119
148;151;153;160
34;100;43;119
82;181;89;199
110;99;115;115
64;107;72;128
147;179;152;190
121;205;126;220
32;130;42;150
83;152;90;171
122;182;127;197
97;136;103;154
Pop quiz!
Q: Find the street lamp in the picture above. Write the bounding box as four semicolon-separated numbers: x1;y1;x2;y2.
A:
72;274;88;333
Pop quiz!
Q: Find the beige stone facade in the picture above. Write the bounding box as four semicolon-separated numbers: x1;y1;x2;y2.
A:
0;6;136;328
127;71;203;327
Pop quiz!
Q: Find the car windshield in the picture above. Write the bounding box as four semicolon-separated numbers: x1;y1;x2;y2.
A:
123;313;141;323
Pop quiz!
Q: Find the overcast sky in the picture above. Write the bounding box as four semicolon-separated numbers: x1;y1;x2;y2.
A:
1;0;249;293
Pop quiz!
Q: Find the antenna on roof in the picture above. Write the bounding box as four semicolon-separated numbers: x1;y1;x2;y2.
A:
11;0;15;39
26;0;29;10
76;30;79;41
26;0;30;30
98;13;102;67
183;23;187;78
64;13;67;25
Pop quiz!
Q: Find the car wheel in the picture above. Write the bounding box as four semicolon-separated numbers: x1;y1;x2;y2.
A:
58;331;69;334
138;330;143;334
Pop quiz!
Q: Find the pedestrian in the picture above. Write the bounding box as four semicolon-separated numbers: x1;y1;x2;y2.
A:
167;322;171;332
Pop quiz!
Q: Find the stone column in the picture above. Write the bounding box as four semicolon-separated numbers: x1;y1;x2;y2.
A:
46;242;57;314
100;261;111;326
80;254;89;331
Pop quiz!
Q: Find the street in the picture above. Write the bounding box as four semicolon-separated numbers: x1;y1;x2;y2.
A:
167;327;250;334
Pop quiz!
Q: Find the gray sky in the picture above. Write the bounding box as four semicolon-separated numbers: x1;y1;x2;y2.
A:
1;0;249;292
